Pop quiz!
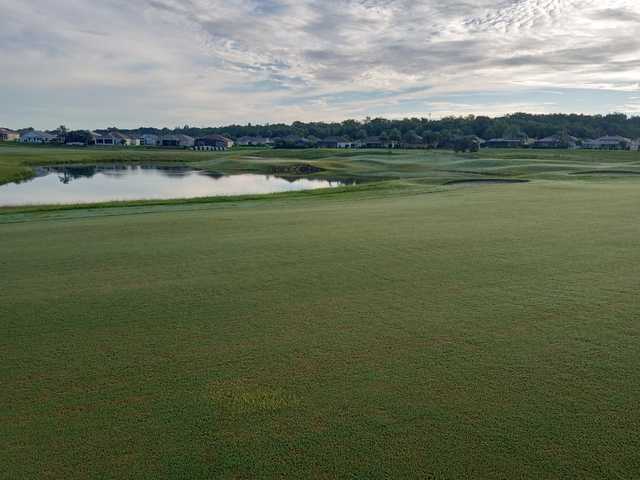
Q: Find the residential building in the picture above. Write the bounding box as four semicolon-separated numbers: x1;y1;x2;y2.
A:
140;134;160;146
93;131;140;146
0;128;20;141
583;136;633;150
236;136;273;146
483;138;525;148
362;137;400;149
93;132;118;146
632;139;640;151
532;135;578;149
161;134;195;148
194;134;234;150
20;131;56;144
112;131;140;146
318;136;354;148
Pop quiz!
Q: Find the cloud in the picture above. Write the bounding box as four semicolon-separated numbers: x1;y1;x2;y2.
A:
1;0;640;128
589;7;640;23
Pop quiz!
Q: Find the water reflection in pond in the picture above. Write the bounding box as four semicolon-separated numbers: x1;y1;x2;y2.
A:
0;165;353;206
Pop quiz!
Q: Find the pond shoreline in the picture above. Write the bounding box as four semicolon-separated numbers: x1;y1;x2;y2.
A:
0;164;355;208
0;181;395;217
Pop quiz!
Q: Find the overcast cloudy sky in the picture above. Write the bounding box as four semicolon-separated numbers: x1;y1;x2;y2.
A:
1;0;640;129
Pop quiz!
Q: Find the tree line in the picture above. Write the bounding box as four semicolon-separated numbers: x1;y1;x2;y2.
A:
25;113;640;147
128;113;640;143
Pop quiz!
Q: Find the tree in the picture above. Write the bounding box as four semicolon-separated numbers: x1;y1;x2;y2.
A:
503;125;527;141
403;130;423;145
355;129;368;140
453;136;480;153
65;130;94;145
389;128;402;142
54;125;68;143
420;130;440;148
75;113;640;150
558;129;572;148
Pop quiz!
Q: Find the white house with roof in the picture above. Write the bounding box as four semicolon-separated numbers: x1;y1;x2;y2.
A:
318;136;355;148
20;131;56;144
194;134;234;150
112;132;140;146
93;131;140;146
583;136;633;150
0;128;20;141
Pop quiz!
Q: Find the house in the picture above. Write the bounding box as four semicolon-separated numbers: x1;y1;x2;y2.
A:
318;136;354;148
483;138;525;148
93;132;118;146
161;134;195;148
583;136;633;150
236;136;273;146
194;134;234;150
273;136;317;149
632;139;640;152
112;132;140;146
140;134;160;146
20;131;56;144
0;128;20;141
532;135;578;149
93;131;140;146
362;136;400;149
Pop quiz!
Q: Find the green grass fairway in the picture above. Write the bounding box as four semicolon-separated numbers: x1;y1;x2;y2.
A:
3;180;640;478
3;142;640;188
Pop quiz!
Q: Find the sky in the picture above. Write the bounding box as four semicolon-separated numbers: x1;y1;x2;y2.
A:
1;0;640;129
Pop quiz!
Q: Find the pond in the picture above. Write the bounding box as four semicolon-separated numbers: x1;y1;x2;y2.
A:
0;165;352;206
